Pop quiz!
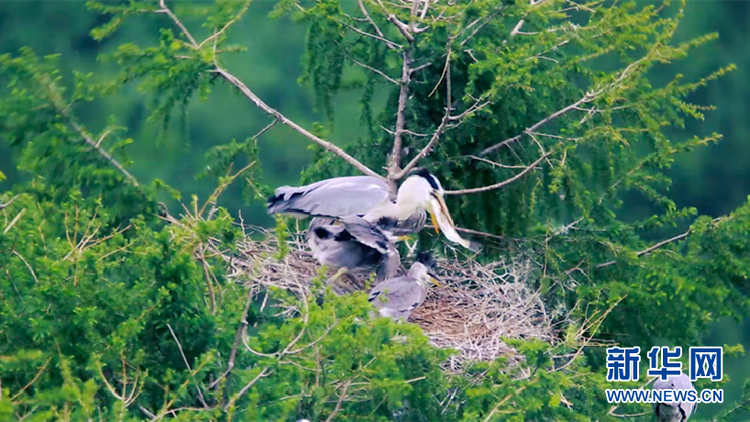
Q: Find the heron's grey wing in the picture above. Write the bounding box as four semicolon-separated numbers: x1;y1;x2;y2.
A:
268;176;390;217
375;249;400;282
337;216;391;253
390;209;427;235
671;374;696;419
368;278;424;313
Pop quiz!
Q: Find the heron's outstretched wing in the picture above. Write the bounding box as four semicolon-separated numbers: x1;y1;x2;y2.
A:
267;176;390;218
335;216;394;254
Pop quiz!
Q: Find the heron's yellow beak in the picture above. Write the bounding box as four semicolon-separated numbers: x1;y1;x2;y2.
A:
429;276;441;287
434;193;455;227
429;209;440;234
397;235;413;242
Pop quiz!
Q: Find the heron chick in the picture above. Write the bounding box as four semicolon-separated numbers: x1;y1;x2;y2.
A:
653;372;697;422
368;252;439;321
307;216;401;291
267;169;477;250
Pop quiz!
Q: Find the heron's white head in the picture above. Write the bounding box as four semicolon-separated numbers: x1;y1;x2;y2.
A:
397;168;453;229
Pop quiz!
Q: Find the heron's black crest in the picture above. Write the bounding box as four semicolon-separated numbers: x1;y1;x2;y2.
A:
416;251;436;268
407;167;440;191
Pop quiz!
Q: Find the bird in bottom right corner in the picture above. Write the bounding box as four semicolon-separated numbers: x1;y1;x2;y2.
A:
653;372;697;421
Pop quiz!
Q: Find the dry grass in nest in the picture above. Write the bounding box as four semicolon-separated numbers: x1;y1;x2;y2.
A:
226;226;554;367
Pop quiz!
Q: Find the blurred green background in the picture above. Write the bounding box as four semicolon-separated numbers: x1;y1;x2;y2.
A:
1;0;749;415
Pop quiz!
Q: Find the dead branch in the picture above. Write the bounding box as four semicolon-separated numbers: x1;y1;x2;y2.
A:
445;152;551;195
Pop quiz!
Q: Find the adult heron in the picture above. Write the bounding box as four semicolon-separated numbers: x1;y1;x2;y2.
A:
267;169;478;251
368;252;439;321
307;216;401;291
653;373;697;422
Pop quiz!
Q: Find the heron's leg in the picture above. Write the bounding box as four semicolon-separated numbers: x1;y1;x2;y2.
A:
328;267;349;283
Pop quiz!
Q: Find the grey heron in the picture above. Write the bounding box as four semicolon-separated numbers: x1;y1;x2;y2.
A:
368;252;439;321
307;216;401;291
267;169;479;251
653;373;697;421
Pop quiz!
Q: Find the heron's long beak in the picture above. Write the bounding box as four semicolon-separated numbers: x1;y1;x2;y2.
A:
429;208;440;234
429;276;441;287
434;193;455;227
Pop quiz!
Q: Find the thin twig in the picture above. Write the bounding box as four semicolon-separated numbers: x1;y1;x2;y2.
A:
166;324;209;409
157;0;198;48
341;21;403;49
224;367;272;411
480;94;592;156
445;152;551;195
11;358;51;401
347;56;400;84
0;194;21;210
196;0;251;49
67;119;140;186
210;289;254;389
12;250;38;284
595;230;691;269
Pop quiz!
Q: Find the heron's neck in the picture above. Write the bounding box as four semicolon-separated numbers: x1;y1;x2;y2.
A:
366;200;416;221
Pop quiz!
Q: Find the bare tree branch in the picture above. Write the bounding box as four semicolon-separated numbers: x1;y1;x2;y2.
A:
67;119;141;187
387;14;414;42
377;0;421;185
214;68;382;179
341;21;403;49
445;152;551;195
347;55;401;84
325;381;351;422
479;93;592;156
358;0;399;50
595;229;691;269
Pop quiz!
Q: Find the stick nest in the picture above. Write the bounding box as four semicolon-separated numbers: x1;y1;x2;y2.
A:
227;227;554;369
